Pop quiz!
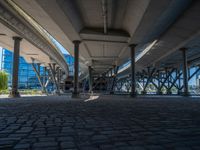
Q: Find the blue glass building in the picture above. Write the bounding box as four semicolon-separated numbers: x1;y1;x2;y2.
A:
0;48;74;89
1;49;40;89
63;54;74;76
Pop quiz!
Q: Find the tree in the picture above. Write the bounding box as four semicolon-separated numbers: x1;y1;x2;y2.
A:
0;71;8;91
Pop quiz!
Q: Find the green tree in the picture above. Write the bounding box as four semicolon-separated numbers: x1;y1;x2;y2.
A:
0;71;8;91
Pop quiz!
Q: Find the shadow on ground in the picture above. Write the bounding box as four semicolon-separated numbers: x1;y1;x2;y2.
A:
0;95;200;149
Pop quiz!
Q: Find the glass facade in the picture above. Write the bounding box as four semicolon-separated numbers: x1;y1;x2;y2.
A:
1;49;40;89
64;54;74;76
0;48;74;90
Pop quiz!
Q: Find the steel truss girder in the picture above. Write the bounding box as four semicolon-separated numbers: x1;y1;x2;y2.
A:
48;63;61;94
158;68;176;91
143;68;157;92
31;63;47;93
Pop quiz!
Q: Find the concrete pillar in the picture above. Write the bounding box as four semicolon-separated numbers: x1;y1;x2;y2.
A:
110;65;119;94
9;37;22;98
43;67;47;88
52;63;56;72
130;44;137;97
59;69;63;91
177;68;181;95
88;66;93;93
57;67;61;92
72;40;81;98
180;48;189;96
52;63;58;92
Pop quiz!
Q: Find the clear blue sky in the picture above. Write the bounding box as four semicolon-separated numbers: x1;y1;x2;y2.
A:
52;38;70;55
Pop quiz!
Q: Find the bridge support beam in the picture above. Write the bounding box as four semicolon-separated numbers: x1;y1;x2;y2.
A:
88;66;93;93
49;63;60;95
9;37;22;98
130;44;137;97
166;69;172;95
110;66;119;94
56;67;61;95
180;48;189;96
31;63;46;93
72;40;81;98
157;70;162;95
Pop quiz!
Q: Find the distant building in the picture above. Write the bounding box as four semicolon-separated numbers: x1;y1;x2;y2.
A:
63;54;74;76
1;49;41;89
0;48;74;89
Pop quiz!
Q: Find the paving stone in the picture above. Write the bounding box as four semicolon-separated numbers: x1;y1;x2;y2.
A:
146;145;164;150
60;141;76;149
92;135;107;141
39;137;55;142
16;127;33;133
0;144;13;149
80;146;99;150
0;95;199;149
99;144;115;149
14;143;30;149
33;141;58;148
57;136;74;142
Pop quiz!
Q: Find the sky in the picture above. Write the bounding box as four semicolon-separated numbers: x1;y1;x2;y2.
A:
53;39;69;55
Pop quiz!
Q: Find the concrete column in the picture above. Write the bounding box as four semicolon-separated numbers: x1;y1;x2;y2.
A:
43;67;47;87
52;63;56;73
177;68;181;95
88;66;93;93
52;63;57;91
9;37;22;98
180;48;189;96
110;65;119;94
72;40;81;98
57;67;61;92
130;44;137;97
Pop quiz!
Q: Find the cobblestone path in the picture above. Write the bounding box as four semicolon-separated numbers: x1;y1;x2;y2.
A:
0;95;200;150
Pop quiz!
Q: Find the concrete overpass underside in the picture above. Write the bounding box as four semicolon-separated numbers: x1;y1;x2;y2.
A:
0;0;70;97
0;0;200;96
0;1;200;149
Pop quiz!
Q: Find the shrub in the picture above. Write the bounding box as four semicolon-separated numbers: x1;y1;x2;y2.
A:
0;71;8;91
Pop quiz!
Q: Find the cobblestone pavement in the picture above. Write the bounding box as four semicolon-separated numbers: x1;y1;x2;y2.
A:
0;95;200;150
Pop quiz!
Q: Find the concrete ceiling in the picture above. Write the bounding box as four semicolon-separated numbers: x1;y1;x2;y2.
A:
0;0;70;75
137;0;200;69
11;0;199;75
0;20;50;64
